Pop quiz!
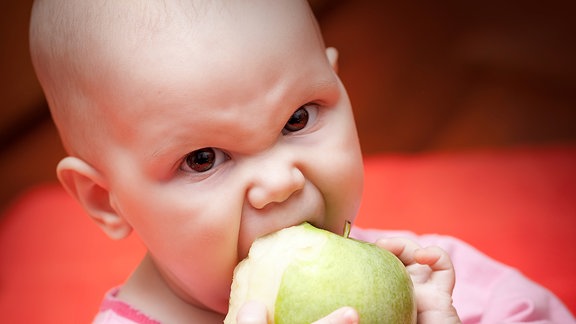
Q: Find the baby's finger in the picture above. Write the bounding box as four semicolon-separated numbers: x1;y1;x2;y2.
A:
414;246;456;292
414;246;451;270
376;237;422;266
311;307;358;324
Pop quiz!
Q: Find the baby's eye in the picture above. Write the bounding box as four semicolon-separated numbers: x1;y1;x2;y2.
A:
282;104;317;135
181;148;229;173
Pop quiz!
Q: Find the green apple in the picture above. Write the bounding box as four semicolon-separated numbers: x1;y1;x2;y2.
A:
224;222;416;324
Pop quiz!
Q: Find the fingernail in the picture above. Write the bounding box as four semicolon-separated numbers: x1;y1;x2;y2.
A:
341;307;359;324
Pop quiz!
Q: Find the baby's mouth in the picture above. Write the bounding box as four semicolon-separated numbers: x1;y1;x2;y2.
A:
238;216;322;263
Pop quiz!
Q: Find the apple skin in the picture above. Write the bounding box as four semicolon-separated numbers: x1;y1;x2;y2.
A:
225;222;416;324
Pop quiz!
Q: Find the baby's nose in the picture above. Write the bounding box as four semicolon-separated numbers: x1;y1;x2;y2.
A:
247;164;305;210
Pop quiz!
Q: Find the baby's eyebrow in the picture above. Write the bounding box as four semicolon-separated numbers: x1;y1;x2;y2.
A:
148;137;184;162
145;141;197;176
150;146;168;160
296;77;339;104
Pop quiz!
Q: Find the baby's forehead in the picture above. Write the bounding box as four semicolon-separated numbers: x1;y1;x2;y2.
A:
74;0;313;66
82;1;320;80
42;0;321;122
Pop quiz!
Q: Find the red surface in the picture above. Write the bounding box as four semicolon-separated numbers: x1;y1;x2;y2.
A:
356;145;576;315
0;185;145;323
1;145;575;322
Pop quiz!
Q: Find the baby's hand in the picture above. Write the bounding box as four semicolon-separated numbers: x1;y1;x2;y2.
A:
235;301;359;324
376;237;462;324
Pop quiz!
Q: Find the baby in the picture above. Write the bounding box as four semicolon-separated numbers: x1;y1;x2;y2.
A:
29;0;573;323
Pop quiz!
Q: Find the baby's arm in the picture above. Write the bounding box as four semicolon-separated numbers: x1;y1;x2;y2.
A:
376;237;462;324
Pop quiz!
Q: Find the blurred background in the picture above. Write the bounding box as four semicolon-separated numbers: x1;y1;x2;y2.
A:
1;0;576;211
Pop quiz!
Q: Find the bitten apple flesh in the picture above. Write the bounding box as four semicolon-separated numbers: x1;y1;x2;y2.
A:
224;222;416;324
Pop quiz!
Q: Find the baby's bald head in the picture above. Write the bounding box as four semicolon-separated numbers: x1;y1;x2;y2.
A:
30;0;324;167
30;0;198;161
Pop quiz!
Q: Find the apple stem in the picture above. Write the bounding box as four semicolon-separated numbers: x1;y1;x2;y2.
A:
343;220;352;239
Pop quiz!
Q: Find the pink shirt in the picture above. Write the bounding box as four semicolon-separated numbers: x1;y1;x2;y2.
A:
94;287;160;324
93;227;575;323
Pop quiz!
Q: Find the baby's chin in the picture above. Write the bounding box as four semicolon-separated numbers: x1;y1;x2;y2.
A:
185;285;231;319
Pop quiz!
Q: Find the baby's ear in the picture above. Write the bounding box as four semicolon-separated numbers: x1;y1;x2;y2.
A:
325;47;339;73
57;157;132;240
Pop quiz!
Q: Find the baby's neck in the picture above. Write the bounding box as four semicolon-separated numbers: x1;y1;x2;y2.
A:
117;253;226;323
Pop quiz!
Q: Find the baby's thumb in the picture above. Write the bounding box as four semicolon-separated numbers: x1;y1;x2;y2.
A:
312;307;359;324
